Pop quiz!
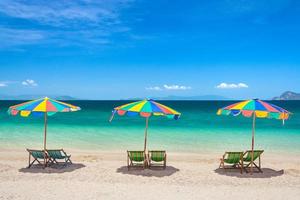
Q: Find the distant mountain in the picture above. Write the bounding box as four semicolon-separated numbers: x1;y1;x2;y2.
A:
55;96;78;100
126;95;229;101
0;94;79;100
273;91;300;100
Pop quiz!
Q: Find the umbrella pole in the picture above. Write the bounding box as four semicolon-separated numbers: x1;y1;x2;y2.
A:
251;113;256;175
143;117;149;168
143;117;149;153
44;112;48;150
43;112;48;167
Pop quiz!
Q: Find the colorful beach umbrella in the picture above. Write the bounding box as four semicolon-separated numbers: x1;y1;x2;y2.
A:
8;97;81;150
110;99;181;152
217;99;290;174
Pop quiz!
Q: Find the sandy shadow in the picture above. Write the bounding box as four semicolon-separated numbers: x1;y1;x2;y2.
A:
116;166;179;177
214;168;284;178
19;163;86;174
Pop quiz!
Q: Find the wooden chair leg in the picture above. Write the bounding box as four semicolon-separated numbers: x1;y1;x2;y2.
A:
127;155;129;170
36;159;42;165
239;162;243;174
43;156;46;169
28;154;31;168
148;159;151;168
240;157;243;174
244;162;250;173
219;159;225;171
128;160;133;171
65;156;72;164
48;158;54;166
28;159;37;168
219;159;222;168
259;155;262;172
253;162;263;173
28;161;33;168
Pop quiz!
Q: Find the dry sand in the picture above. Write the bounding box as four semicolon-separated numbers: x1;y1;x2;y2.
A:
0;148;300;200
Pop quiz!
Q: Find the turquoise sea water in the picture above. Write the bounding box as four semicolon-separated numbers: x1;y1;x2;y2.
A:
0;100;299;153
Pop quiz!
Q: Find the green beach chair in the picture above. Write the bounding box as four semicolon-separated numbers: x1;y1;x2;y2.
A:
148;150;167;169
27;149;48;168
127;151;146;170
243;150;264;173
47;149;72;165
219;151;244;174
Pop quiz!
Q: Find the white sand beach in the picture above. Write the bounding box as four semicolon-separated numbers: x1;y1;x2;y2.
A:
1;148;300;200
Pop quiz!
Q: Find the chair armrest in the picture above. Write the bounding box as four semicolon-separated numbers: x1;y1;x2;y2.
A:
222;152;226;159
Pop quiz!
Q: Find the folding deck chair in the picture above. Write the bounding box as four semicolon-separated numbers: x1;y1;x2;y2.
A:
127;151;146;170
243;150;264;173
47;149;72;165
27;149;48;168
148;150;167;169
219;151;244;174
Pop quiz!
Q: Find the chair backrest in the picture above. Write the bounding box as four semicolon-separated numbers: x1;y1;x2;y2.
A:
149;151;165;162
28;149;45;159
225;152;243;164
47;149;64;159
128;151;144;162
244;150;264;162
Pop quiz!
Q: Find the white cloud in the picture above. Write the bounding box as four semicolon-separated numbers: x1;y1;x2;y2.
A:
216;82;249;89
0;81;17;87
146;84;191;91
0;0;133;27
22;79;38;87
0;0;134;48
146;86;162;91
163;84;191;90
0;27;45;47
0;83;7;87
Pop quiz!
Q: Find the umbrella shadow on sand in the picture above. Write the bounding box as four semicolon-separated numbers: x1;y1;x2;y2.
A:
116;166;179;177
214;168;284;178
19;163;85;174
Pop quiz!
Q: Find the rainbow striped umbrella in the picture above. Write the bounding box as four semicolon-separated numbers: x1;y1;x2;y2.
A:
217;99;290;174
8;97;81;150
110;99;180;152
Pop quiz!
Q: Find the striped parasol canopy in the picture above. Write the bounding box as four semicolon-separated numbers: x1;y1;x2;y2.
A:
217;99;290;174
8;97;81;152
217;99;290;120
111;99;181;120
110;99;181;153
8;97;80;117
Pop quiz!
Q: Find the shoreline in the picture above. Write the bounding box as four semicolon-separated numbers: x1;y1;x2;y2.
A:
1;144;300;155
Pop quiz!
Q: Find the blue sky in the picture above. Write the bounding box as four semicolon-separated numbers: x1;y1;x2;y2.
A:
0;0;299;99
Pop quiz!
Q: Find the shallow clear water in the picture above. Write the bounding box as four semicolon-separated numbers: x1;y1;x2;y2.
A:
0;100;299;153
